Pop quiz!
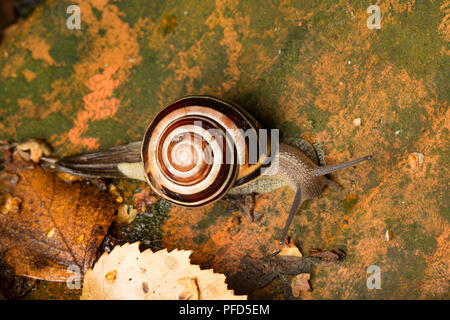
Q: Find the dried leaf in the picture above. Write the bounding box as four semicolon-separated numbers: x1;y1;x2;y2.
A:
0;155;117;281
116;204;137;225
308;249;345;262
291;273;312;296
177;277;199;300
0;194;21;215
56;172;83;184
278;238;302;257
16;139;52;163
81;242;247;300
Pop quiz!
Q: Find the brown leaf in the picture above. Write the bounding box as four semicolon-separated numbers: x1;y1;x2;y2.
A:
0;155;117;281
81;242;247;300
308;249;345;264
291;273;312;296
0;171;19;188
0;251;37;299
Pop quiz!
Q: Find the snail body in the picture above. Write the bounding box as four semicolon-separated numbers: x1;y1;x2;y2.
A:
49;96;371;251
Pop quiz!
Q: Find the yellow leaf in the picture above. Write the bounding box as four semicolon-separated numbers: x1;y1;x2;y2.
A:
278;238;302;257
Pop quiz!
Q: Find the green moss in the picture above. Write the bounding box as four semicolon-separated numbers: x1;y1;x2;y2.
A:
400;222;438;255
342;194;358;214
91;6;102;20
16;113;72;141
195;201;231;230
310;2;353;41
115;0;165;26
113;199;171;250
381;246;428;298
84;118;131;148
438;206;449;222
193;233;208;245
398;174;411;189
431;142;449;169
372;1;447;87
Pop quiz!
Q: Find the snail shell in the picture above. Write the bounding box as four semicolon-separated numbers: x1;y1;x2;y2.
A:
141;96;271;207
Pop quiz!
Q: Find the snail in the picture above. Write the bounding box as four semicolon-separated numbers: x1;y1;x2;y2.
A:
45;96;371;254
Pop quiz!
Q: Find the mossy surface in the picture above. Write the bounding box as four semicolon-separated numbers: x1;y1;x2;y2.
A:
0;0;448;299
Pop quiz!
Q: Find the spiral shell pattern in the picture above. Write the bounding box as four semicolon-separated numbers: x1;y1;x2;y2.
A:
142;96;269;206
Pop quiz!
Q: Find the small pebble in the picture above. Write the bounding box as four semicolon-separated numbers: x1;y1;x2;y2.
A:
353;118;361;127
46;227;56;239
385;229;393;241
408;152;424;168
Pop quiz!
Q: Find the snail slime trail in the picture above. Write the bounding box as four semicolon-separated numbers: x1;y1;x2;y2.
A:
44;96;372;251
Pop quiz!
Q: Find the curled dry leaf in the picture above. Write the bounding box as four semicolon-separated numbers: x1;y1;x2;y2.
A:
308;249;345;262
81;242;247;300
16;139;52;163
0;154;117;281
278;238;302;257
0;194;21;215
291;273;312;297
116;204;138;225
56;172;83;184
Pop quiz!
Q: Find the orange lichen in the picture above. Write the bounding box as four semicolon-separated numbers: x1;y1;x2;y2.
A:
206;0;243;91
1;53;25;79
21;37;57;66
22;69;36;82
68;66;121;150
62;0;142;150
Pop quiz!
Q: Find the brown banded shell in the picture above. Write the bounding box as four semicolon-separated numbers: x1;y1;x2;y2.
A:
141;96;271;206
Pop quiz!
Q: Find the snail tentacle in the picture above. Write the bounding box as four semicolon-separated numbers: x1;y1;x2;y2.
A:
261;143;371;250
